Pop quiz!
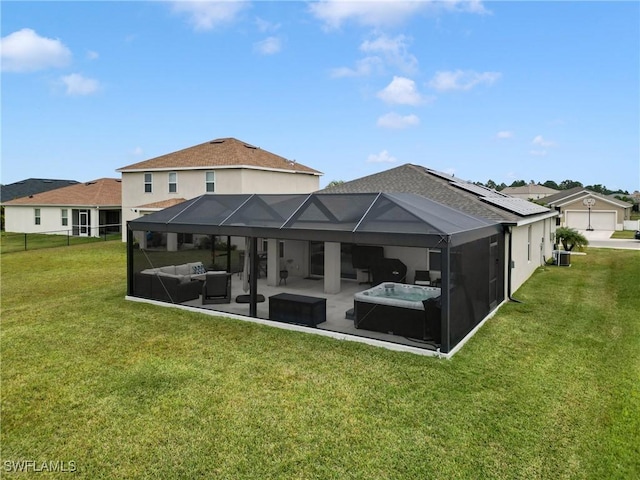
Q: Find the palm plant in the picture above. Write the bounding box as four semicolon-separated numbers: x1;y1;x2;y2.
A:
555;227;589;251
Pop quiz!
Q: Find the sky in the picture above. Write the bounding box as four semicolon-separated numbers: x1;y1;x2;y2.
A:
2;1;639;192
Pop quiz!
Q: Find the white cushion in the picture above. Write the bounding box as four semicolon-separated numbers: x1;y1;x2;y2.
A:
175;264;191;276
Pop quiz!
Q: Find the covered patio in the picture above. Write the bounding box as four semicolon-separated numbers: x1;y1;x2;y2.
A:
126;193;505;356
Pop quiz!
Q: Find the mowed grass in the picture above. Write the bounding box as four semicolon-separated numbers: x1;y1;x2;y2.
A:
1;242;638;479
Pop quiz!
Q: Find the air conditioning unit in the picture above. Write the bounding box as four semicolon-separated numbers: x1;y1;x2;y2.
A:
554;250;571;267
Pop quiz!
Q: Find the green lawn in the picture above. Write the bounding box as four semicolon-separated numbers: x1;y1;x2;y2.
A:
1;242;638;478
611;230;636;239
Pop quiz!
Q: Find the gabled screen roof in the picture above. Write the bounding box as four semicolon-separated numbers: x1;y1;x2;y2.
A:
129;193;501;247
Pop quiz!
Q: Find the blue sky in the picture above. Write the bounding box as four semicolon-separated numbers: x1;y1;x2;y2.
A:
2;1;639;192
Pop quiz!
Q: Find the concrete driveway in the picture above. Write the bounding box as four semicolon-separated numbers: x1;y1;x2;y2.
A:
579;230;640;250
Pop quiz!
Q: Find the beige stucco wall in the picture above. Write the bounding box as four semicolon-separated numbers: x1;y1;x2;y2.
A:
121;168;320;240
509;217;555;295
4;205;102;236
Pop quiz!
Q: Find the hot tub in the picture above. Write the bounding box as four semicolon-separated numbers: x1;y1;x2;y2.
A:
354;283;441;341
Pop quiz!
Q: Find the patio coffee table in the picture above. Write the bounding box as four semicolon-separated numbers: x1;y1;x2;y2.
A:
269;293;326;327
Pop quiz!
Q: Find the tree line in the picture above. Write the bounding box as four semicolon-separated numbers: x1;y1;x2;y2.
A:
477;179;632;198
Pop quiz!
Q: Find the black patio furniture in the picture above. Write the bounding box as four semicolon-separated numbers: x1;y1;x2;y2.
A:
202;271;232;304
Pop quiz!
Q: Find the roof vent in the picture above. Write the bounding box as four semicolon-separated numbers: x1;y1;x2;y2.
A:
85;182;96;186
210;139;225;144
244;144;257;150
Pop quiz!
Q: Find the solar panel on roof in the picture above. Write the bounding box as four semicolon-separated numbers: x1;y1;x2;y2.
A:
451;182;506;198
481;197;550;215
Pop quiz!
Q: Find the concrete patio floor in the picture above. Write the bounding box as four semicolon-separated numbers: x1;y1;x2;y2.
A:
180;272;439;352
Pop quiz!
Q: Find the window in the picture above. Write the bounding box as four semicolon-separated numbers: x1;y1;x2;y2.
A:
168;172;177;193
144;173;152;193
34;208;41;225
61;209;68;226
527;225;532;262
206;171;215;193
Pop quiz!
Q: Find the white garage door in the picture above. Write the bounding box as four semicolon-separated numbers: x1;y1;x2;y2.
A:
566;211;616;230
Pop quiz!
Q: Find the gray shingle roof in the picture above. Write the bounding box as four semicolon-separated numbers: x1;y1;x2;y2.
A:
318;164;533;222
543;188;633;208
1;178;79;203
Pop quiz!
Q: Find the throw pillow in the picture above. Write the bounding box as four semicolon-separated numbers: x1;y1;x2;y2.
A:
192;264;206;275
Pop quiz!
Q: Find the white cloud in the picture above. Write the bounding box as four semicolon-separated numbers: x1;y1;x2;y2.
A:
1;28;72;72
255;17;280;33
331;34;417;79
172;1;248;31
367;150;398;163
253;36;281;55
428;70;501;92
86;50;99;60
377;112;420;129
360;34;417;73
61;73;100;96
496;131;513;139
529;149;548;157
309;0;488;30
133;147;144;155
532;135;556;147
330;56;383;78
377;76;424;105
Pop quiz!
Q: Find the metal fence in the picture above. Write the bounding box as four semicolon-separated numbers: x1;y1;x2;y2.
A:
1;224;122;253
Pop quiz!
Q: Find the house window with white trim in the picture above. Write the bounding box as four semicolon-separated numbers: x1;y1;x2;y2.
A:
61;209;68;226
35;208;41;225
144;173;153;193
168;172;177;193
205;171;215;193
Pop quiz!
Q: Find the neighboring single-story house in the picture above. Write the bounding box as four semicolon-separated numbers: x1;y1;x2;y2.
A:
501;183;559;200
320;164;558;296
1;178;80;203
543;187;632;231
3;178;122;237
117;137;322;241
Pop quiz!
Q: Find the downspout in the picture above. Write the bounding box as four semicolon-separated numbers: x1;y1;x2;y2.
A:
507;226;523;303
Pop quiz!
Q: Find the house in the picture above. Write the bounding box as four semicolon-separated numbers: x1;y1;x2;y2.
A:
117;137;322;241
1;178;80;203
3;178;122;237
542;187;632;231
122;164;557;357
501;183;558;200
320;164;558;296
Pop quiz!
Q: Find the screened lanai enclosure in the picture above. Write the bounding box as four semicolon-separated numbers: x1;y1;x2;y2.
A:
126;193;505;355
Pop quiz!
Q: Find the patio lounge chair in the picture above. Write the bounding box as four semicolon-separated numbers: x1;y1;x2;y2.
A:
202;271;232;304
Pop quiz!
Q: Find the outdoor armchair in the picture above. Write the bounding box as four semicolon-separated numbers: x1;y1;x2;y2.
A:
202;271;232;304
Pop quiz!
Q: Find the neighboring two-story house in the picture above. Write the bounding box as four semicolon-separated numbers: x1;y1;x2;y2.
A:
117;137;322;241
